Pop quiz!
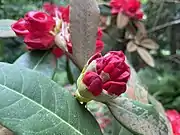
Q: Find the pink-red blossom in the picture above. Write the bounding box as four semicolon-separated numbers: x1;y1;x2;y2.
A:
110;0;143;20
12;11;55;50
166;110;180;135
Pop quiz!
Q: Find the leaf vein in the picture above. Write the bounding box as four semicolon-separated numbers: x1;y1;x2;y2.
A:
33;51;49;70
0;97;24;111
0;84;84;135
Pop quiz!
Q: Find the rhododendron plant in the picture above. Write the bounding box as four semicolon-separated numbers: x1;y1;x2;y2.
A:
0;0;173;135
11;3;104;58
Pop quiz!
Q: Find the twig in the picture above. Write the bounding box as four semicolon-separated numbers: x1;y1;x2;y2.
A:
148;19;180;33
164;0;180;3
152;1;164;29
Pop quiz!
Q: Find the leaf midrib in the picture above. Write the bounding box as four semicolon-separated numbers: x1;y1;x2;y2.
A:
0;84;84;135
32;51;49;70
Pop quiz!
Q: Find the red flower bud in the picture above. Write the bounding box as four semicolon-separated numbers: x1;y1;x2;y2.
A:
83;71;103;96
84;51;130;96
11;18;29;37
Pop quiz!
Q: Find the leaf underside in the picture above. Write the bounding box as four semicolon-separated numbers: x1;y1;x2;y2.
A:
0;63;102;135
70;0;100;69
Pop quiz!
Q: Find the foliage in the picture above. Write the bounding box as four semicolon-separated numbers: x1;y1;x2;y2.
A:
138;60;180;111
0;0;179;135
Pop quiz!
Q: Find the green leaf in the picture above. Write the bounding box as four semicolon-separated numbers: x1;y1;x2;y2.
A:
87;101;134;135
148;95;173;134
107;97;170;135
0;63;102;135
99;5;111;16
68;58;81;83
53;56;80;86
104;116;134;135
0;19;16;38
66;59;74;84
53;56;70;86
14;50;57;79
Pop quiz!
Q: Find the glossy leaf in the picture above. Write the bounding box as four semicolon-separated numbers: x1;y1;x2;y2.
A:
137;47;155;67
107;97;169;135
70;0;100;69
0;63;102;135
116;13;129;29
14;50;56;79
0;19;16;38
53;56;80;86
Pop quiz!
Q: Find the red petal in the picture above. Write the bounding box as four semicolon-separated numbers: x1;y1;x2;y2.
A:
11;18;29;37
88;53;102;65
97;27;103;40
24;33;54;50
96;40;104;53
52;48;64;58
166;110;180;122
83;71;103;96
43;2;58;17
59;5;70;23
24;11;55;32
103;81;126;96
135;10;144;20
116;71;130;82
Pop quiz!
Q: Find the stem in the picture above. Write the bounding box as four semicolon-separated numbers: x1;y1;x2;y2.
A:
64;51;82;71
